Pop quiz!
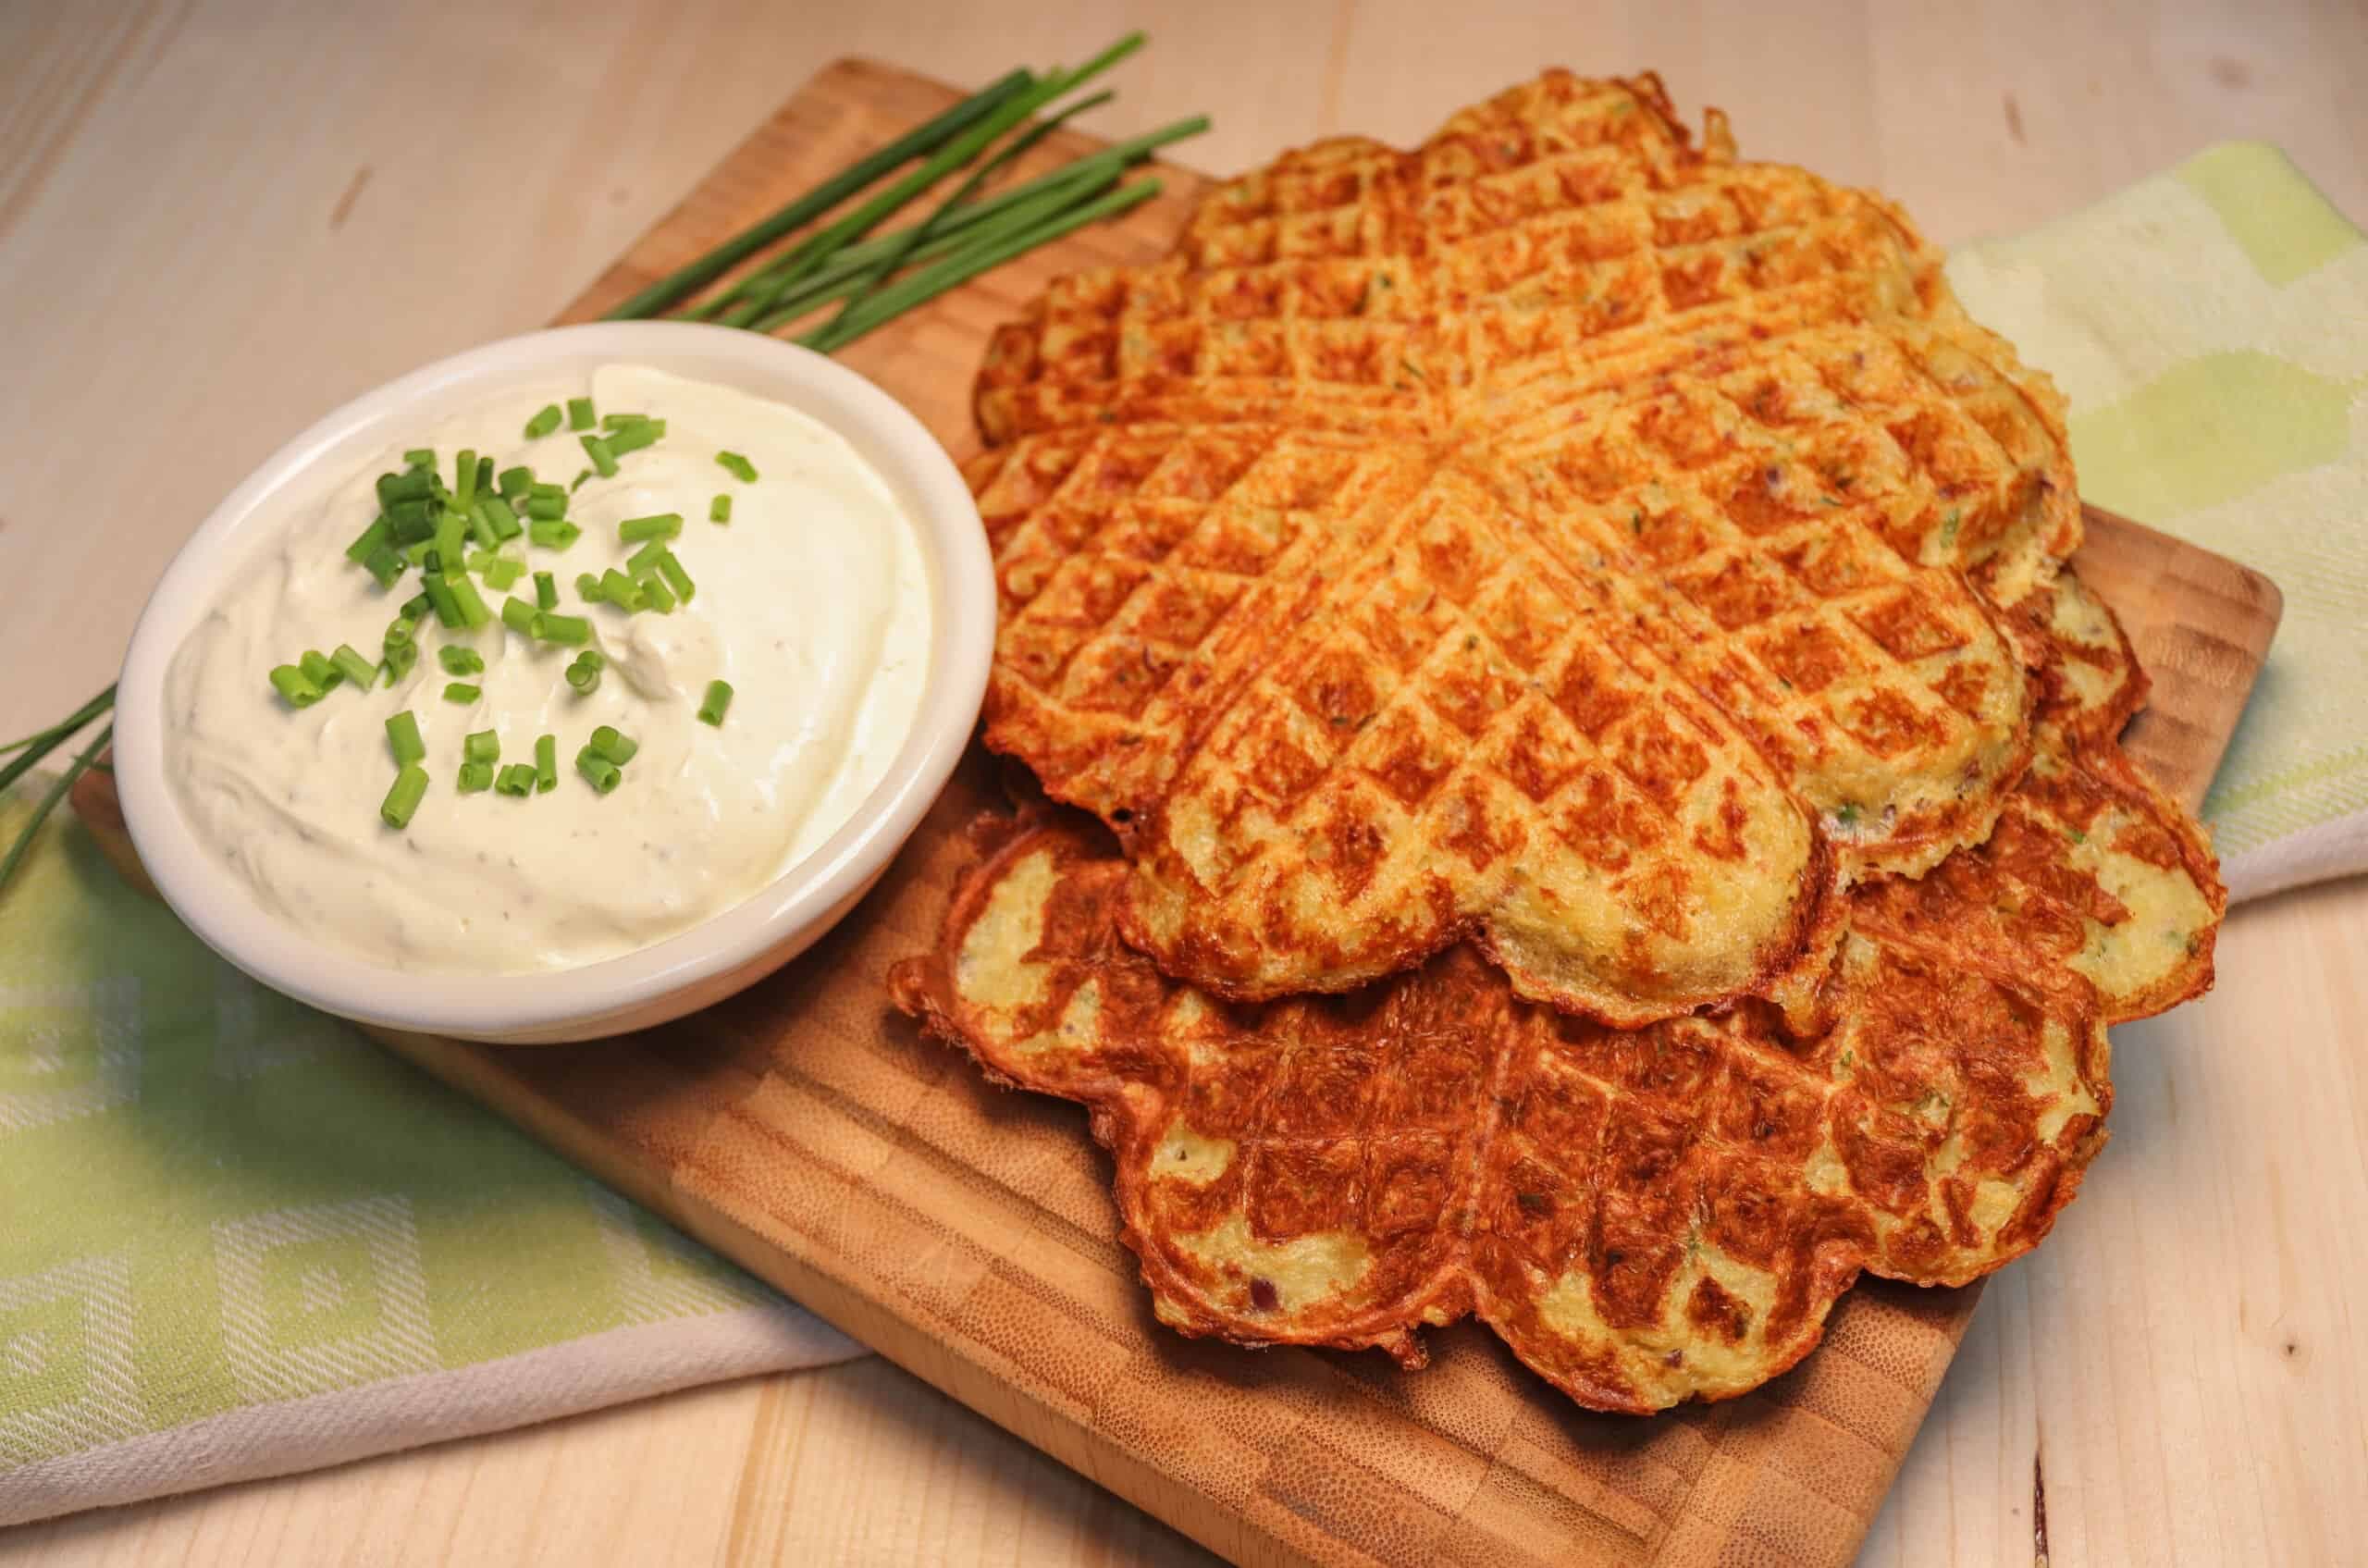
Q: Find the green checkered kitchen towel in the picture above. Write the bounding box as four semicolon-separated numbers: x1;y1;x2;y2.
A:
4;142;2363;1530
0;788;857;1527
1949;142;2368;898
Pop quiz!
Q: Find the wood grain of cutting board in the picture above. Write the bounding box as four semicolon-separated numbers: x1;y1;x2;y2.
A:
73;58;2282;1568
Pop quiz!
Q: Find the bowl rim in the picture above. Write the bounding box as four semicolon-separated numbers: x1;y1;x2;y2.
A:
114;320;992;1040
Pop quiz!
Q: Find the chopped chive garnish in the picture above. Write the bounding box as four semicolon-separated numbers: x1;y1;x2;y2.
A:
528;520;581;549
715;451;758;482
479;494;523;541
457;761;493;793
575;748;622;793
299;650;341;690
524;492;569;522
565;651;604;694
404;540;435;567
444;682;481;705
438;645;484;675
709;493;732;524
533;611;591;646
575;572;604;603
476;455;495;495
384;642;419;680
446;572;493;629
567;397;596;432
640;574;677;614
625;537;670;575
402;448;437;470
494;763;536;797
386;710;425;765
654;550;696;603
535;734;558;792
572;468;595;491
330;645;378;690
589;725;638;764
617;512;681;543
386;616;418;652
388;498;438;544
402;591;432;620
463;729;500;763
598;568;646;610
363;545;405;589
453;449;479;510
527;480;567;501
433;508;466;570
605;420;662;456
269;664;324;708
421;572;463;626
378;468;435;506
525;404;563;438
500;596;539;636
535;571;558;611
580;434;618;477
346;514;393;564
598;412;648;430
465;502;500;550
697;680;734;726
382;764;430;826
483;557;524;591
500;464;534;500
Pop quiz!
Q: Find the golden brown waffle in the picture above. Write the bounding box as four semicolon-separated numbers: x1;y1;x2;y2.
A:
967;75;2089;1018
891;564;2219;1412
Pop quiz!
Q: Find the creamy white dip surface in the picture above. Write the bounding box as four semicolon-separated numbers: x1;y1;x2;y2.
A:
165;364;932;974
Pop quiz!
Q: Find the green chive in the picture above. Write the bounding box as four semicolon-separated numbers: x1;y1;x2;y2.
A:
535;571;558;611
709;493;732;524
605;420;661;456
438;645;484;675
533;611;591;646
363;545;405;589
524;495;567;523
567;396;596;432
625;537;670;575
589;725;638;765
475;455;495;496
446;572;493;629
404;540;435;567
401;447;437;470
535;734;558;792
300;649;341;690
654;550;695;604
495;763;537;796
383;642;419;681
433;508;466;571
598;412;648;430
346;515;393;564
580;435;617;477
479;494;523;541
463;729;500;763
457;760;493;793
575;572;604;603
565;653;602;695
640;574;677;614
378;468;435;506
382;764;430;826
269;665;324;707
501;596;539;636
528;480;566;501
575;749;622;793
715;451;758;483
402;591;432;620
482;557;524;591
617;512;681;543
330;645;378;691
453;449;479;510
697;680;734;726
387;495;438;541
444;682;481;705
499;464;534;500
571;468;595;491
386;710;425;765
598;568;646;611
528;520;580;549
525;404;562;439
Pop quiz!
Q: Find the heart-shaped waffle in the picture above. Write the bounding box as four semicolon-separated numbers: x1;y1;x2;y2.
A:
966;73;2080;1020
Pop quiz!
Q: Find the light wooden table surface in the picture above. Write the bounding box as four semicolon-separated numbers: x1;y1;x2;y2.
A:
5;1;2363;1563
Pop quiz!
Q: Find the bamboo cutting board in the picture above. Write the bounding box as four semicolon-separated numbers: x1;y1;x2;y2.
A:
76;58;2282;1568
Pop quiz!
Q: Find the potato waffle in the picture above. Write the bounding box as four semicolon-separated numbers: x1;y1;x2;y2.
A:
889;581;2218;1410
967;74;2086;1017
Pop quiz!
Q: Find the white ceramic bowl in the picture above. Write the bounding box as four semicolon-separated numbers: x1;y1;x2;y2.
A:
115;322;993;1044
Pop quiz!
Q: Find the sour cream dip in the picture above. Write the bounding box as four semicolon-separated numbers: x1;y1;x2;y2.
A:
164;364;932;974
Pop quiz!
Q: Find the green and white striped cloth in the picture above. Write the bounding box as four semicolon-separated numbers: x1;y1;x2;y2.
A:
4;142;2362;1528
1949;142;2368;899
